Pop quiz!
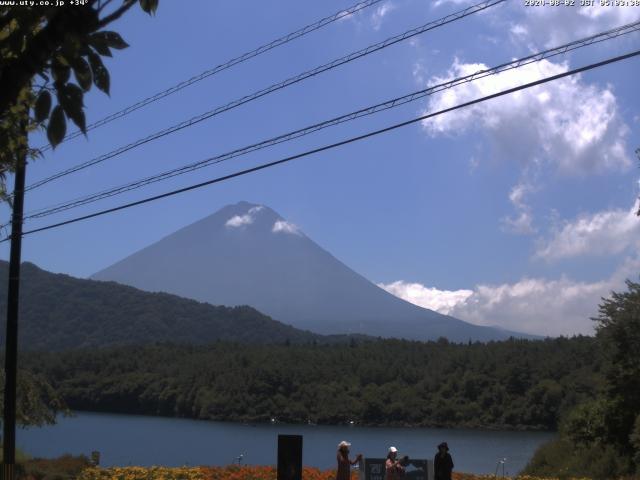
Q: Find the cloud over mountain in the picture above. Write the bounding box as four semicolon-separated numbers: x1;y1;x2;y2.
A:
379;256;640;336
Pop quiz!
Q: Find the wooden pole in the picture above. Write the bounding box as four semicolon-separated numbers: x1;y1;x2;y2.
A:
2;146;26;480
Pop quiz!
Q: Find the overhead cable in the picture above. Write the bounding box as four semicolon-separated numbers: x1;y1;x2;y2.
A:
24;0;506;193
36;0;387;152
5;48;638;242
22;20;640;220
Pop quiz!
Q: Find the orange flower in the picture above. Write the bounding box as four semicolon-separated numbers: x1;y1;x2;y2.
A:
198;466;359;480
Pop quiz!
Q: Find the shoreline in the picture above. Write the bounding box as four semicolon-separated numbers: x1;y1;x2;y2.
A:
61;408;557;434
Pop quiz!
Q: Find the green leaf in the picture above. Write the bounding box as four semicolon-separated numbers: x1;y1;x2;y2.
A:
60;35;82;62
57;83;84;111
91;31;129;50
51;57;70;84
70;108;86;134
55;54;70;67
34;90;52;123
139;0;158;15
72;57;92;92
87;51;110;95
88;34;112;57
57;83;86;133
47;105;66;147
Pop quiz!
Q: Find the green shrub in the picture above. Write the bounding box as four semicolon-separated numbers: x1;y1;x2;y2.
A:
522;436;632;480
18;454;92;480
630;414;640;474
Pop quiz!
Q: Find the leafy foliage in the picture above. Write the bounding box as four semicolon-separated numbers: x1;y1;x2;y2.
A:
525;280;640;478
561;399;610;447
18;454;91;480
0;0;159;195
22;336;602;430
0;368;66;427
0;446;30;464
523;437;632;480
593;280;640;448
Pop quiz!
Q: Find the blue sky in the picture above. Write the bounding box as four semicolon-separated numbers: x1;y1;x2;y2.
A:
2;0;639;336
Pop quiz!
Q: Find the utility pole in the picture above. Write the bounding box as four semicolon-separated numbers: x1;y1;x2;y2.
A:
2;138;27;480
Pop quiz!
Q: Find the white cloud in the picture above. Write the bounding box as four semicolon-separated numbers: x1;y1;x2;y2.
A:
378;281;473;315
432;0;640;48
536;199;640;261
379;257;640;336
468;156;480;173
412;61;427;85
370;2;395;30
510;23;527;38
451;275;606;336
433;0;471;7
337;8;359;23
421;58;631;175
501;182;536;235
225;206;263;228
226;214;252;228
272;220;301;235
408;37;422;48
502;211;535;236
517;4;640;48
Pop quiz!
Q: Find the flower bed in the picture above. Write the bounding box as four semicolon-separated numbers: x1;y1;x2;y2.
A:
77;466;598;480
452;474;621;480
78;466;359;480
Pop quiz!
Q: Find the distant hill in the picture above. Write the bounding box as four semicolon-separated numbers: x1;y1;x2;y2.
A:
0;261;324;350
93;201;532;342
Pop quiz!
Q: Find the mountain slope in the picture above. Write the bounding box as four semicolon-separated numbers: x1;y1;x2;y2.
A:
92;201;529;342
0;261;323;350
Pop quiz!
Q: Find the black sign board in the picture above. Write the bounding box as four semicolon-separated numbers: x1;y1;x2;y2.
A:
364;458;386;480
277;434;303;480
364;458;429;480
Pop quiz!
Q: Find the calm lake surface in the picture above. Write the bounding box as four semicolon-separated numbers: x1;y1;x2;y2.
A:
17;412;554;476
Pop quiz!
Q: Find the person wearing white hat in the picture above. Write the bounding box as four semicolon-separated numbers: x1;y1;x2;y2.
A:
336;441;362;480
385;446;405;480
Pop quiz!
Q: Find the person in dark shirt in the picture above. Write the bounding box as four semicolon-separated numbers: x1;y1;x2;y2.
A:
434;442;454;480
336;441;362;480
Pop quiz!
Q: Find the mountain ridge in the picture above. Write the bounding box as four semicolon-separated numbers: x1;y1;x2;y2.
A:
92;201;532;342
0;260;340;350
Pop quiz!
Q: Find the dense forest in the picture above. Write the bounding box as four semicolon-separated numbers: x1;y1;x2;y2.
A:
22;336;601;431
0;261;342;349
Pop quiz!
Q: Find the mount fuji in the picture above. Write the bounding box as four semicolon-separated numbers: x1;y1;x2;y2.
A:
92;201;529;342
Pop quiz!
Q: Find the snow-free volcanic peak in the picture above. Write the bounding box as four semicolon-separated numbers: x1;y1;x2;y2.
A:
92;201;531;341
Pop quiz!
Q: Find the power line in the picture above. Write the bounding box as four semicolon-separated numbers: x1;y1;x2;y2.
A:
21;20;640;220
23;0;506;193
36;0;387;152
5;48;638;242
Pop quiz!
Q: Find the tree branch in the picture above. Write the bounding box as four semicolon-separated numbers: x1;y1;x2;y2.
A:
97;0;137;28
97;0;117;13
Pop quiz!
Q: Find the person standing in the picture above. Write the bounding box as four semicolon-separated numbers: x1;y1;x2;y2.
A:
336;441;362;480
385;447;405;480
434;442;454;480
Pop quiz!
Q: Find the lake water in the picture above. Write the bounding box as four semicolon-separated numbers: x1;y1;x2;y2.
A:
17;412;554;476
